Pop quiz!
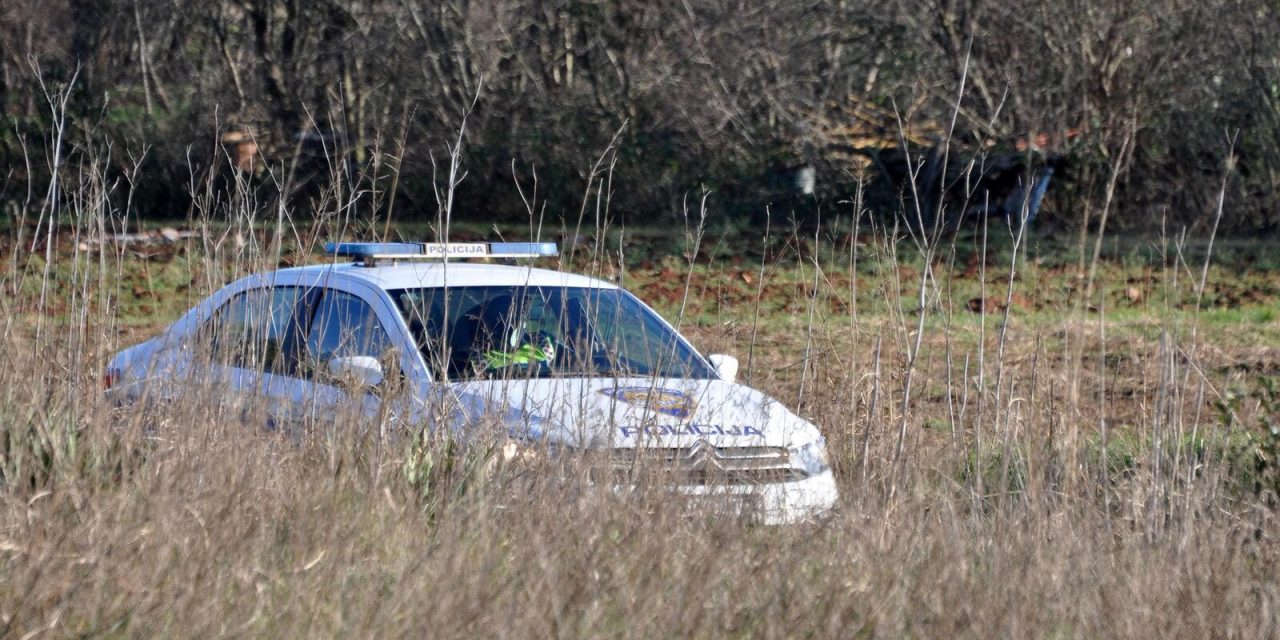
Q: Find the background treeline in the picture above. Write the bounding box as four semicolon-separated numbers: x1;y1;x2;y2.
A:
1;0;1277;233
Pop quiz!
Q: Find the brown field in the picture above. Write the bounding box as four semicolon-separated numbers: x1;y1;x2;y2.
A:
2;223;1279;638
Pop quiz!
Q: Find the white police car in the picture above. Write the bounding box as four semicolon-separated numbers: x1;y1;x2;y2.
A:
106;242;838;524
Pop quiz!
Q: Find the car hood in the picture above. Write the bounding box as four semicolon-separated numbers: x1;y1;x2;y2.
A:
444;377;821;449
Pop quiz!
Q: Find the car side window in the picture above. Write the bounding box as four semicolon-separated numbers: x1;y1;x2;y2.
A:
304;289;395;372
204;286;306;374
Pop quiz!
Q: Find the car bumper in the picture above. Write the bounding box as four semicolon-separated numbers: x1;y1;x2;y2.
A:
669;470;839;525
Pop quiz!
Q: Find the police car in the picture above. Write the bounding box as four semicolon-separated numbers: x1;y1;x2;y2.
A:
105;241;838;524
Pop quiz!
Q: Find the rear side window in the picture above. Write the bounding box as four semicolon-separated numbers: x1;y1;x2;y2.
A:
204;286;307;374
304;290;395;368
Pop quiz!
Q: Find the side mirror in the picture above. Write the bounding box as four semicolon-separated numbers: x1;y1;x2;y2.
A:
707;354;739;383
327;355;385;388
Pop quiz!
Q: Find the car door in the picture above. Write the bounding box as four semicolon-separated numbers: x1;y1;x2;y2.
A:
193;283;311;425
263;284;411;435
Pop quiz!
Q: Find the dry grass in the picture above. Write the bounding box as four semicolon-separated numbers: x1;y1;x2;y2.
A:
2;215;1279;638
2;120;1279;636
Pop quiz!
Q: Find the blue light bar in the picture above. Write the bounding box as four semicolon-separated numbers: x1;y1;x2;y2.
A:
326;242;425;259
324;241;558;262
488;242;559;257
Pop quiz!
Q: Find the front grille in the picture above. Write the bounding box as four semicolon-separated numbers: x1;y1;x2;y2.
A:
611;445;805;486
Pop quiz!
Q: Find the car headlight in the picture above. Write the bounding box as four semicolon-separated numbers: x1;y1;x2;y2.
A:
789;438;831;476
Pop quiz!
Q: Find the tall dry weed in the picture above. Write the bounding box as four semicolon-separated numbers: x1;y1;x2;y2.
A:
1;96;1277;638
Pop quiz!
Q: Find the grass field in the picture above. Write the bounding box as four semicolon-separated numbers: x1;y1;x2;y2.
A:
2;218;1279;637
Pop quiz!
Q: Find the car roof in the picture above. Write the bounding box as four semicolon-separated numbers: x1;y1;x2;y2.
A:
272;260;618;291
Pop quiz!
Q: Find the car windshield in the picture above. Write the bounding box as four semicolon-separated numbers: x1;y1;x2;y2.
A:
390;286;715;381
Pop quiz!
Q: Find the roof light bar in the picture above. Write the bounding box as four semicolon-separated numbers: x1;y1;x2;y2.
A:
324;241;559;263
